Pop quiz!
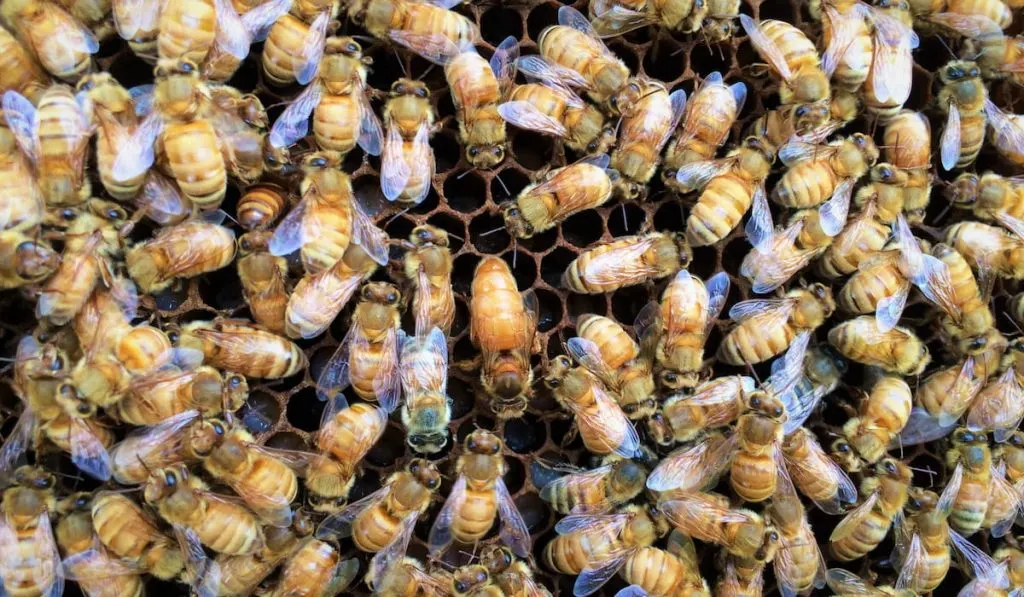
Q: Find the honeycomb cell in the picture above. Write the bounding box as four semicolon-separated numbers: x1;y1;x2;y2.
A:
562;210;605;248
237;391;282;435
526;2;558;41
469;212;511;254
481;7;524;45
611;285;652;326
688;42;732;79
541;246;577;287
444;170;488;213
366;425;408;468
384;214;416;243
108;52;153;87
642;44;688;88
512;132;555;171
286;387;323;432
150;284;190;312
502;250;537;289
567;292;607;320
493;167;531;204
722;234;753;277
410;188;441;215
452;253;481;295
504;414;547;454
689;245;721;279
449;376;476;420
503;456;526;494
534;288;562;332
607;202;648;237
265;431;307;451
434;132;463;173
197;267;244;311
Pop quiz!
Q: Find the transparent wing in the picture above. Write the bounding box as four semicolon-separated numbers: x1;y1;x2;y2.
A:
558;5;603;40
316;324;357;403
539;463;615;514
428;473;467;554
498;101;569;137
646;433;736;492
110;409;200;466
705;272;731;334
269;198;308;257
825;568;877;595
0;409;36;484
554;512;629;536
783;436;858;514
1;90;37;163
927;12;1003;38
389;31;461;65
941;102;962;171
766;332;811;397
673;157;733;193
728;297;797;324
988;465;1021;537
567;336;618;390
316;485;392;540
819;178;855;236
574;549;633;597
269;83;322;149
573;383;640;458
897;407;958;447
779;140;834;166
875;283;910;333
575;236;666;287
70;418;112;481
357;91;384;156
951;529;1001;582
241;0;292;42
368;511;420;589
739;14;794;81
490;36;520;91
497;478;531;558
113;0;161;40
112;112;163;181
866;6;918;104
296;11;330;85
830;492;880;542
351;203;389;267
894;533;926;592
985;100;1024;162
138;172;191;224
213;0;250;60
381;121;412;202
406;123;434;205
821;5;861;80
590;0;654;37
745;185;774;251
516;56;590;106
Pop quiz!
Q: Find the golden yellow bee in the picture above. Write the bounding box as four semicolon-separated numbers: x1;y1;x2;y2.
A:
938;60;988;170
262;537;359;597
828;315;930;375
400;225;455;337
539;459;647;515
966;351;1024;443
144;464;264;555
884;110;933;221
944;428;1018;537
398;327;451;454
859;0;919;123
155;0;216;64
89;491;183;580
773;134;878;211
429;430;530;557
982;101;1024;171
470;256;538;419
127;218;237;294
481;544;554;597
0;229;58;290
590;0;737;40
946;220;1024;280
825;568;914;596
568;313;656;420
616;532;710;597
533;6;641;114
718;284;834;366
714;557;765;597
830;457;912;561
108;410;221;484
55;492;145;597
3;84;92;207
0;26;48;103
499;82;616;155
740;15;830;107
894;357;984;450
768;472;827;596
678;136;776;247
502;154;617;239
838;375;912;468
646;375;754;446
1;0;97;82
816;0;873;93
177;319;307;379
849;163;911;225
268;36;382;157
238;182;289;231
890;484;960;593
348;0;477;54
0;107;44;232
381;78;436;205
261;2;336;87
75;72;146;200
783;426;858;514
237;230;289;336
948;171;1024;226
111;366;247;426
196;513;312;596
909;0;1012;30
563;232;692;295
544;355;641;459
659;492;779;563
0;466;62;597
38;374;114;482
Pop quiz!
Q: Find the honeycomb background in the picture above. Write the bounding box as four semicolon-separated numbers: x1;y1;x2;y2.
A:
2;0;1024;594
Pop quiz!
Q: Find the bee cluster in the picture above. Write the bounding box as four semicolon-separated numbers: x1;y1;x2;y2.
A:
3;0;1024;595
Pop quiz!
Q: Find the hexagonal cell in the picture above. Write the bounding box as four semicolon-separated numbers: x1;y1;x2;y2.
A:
444;170;488;213
688;43;732;80
504;414;547;454
607;202;648;237
409;187;441;215
526;2;558;41
265;431;308;451
469;212;512;254
452;253;482;295
237;391;282;435
434;132;463;173
567;292;607;321
197;264;244;311
481;7;524;45
384;214;416;243
502;250;537;289
366;424;407;468
493;168;530;205
534;288;563;333
286;387;323;432
503;456;526;494
611;285;652;326
541;246;577;288
449;376;477;420
512;131;556;171
562;210;605;248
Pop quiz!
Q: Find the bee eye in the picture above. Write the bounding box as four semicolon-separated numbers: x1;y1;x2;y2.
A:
467;437;477;451
773;406;783;417
490;443;501;454
970;67;980;77
311;157;327;168
266;155;278;165
427;477;440;489
61;209;75;220
35;476;52;489
837;442;850;453
884;461;897;473
164;471;177;487
587;141;598;152
795;105;808;117
386;292;398;303
75;496;88;508
77;403;91;414
455;582;467;593
468;146;480;157
769;531;779;542
229;375;242;388
347;42;358;53
409;436;422;446
547;378;561;388
492;147;503;158
750;396;761;408
213;422;225;435
240;239;251;251
416;88;427;98
180;62;193;74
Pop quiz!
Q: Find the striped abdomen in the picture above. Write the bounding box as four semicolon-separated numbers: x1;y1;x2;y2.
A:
452;483;498;542
314;93;361;154
353;504;400;553
817;218;890;278
956;111;987;168
718;317;795;365
157;0;216;63
823;11;872;91
349;340;392;401
191;499;263;555
37;87;90;205
543;527;620;574
774;161;840;208
731;452;776;502
262;15;309;85
838;262;904;314
686;173;754;246
163;120;226;207
831;510;892;560
951;477;990;536
621;547;701;597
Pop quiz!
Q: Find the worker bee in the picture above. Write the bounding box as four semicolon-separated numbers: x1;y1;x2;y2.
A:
897;357;984;448
948;171;1024;227
108;410;220;484
200;0;294;82
887;483;960;593
816;0;873;93
966;355;1024;442
381;78;436;205
837;375;912;468
908;0;1013;30
0;466;62;597
110;0;159;60
768;471;827;596
590;0;738;40
859;0;919;123
400;225;455;337
956;533;1022;596
659;492;779;562
1;336;69;472
3;85;92;207
606;77;688;200
740;15;830;107
884;110;933;221
646;375;754;446
539;459;647;515
469;256;538;419
481;544;554;597
0;229;58;290
262;537;360;597
946;220;1024;280
562;232;692;295
317;282;402;406
828;315;931;375
144;464;265;555
982;99;1024;169
746;102;831;151
814;203;887;279
712;557;765;597
111;366;247;426
0;106;44;232
56;492;146;597
532;6;641;114
348;0;477;55
782;425;858;514
502;154;618;239
567;313;656;420
38;374;114;481
398;327;451;454
429;430;530;557
0;26;48;104
830;457;913;561
499;81;617;155
177;319;308;379
1;0;97;82
825;568;915;596
237;230;289;335
773;133;879;211
364;554;449;596
938;60;988;170
268;36;383;157
261;1;337;87
74;72;146;200
718;283;834;366
127;217;237;294
945;428;1019;537
89;492;184;580
849;163;911;225
544;355;642;459
238;183;289;231
678;136;776;247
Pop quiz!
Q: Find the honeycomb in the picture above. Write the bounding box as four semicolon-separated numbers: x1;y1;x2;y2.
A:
2;0;1024;595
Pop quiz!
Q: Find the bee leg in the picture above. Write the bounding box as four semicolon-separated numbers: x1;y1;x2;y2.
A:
560;422;579;448
454;355;482;373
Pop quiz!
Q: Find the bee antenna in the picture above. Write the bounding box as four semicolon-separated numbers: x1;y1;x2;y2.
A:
478;226;506;237
1003;312;1024;336
393;49;409;78
385;206;412;227
512;239;518;269
745;363;763;386
936;36;958;59
456;169;473;180
493;172;511;198
135;455;154;477
932;201;954;225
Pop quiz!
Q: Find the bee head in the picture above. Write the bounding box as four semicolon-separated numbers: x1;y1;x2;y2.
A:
407;458;441;490
480;545;514;574
361;282;401;306
467;143;506;169
502;202;534;239
452;565;490;594
465;429;502;455
543;356;573;390
392;79;429;99
411;225;448;248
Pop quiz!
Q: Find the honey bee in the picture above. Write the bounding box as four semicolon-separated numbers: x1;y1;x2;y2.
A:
1;0;97;82
0;336;69;473
713;557;764;597
502;154;617;239
400;225;455;337
945;428;1018;537
883;110;933;221
645;375;754;446
938;60;988;170
661;72;745;189
544;355;642;459
859;0;919;123
886;485;957;593
318;282;402;405
849;163;911;225
986;463;1023;538
317;458;441;578
816;0;873;93
177;319;308;379
768;471;827;596
111;366;248;426
948;171;1024;226
237;230;289;336
783;426;859;514
127;217;237;294
110;0;158;60
399;327;451;454
836;375;912;468
469;256;538;419
75;72;145;200
908;0;1013;30
677;136;776;247
533;6;642;114
145;464;265;555
90;491;184;580
429;430;530;557
0;106;44;232
896;357;983;450
108;410;220;484
499;81;617;155
563;232;692;295
380;78;436;205
260;537;358;597
930;243;996;352
238;183;289;231
590;0;737;40
825;568;914;596
0;230;58;290
39;378;114;481
946;220;1024;280
268;36;383;157
642;270;730;392
740;15;830;107
567;313;655;420
347;0;477;55
56;492;146;597
0;26;48;104
830;457;913;560
955;532;1022;597
3;85;92;207
261;2;337;87
539;459;647;515
718;283;834;366
200;0;294;82
606;77;688;200
481;544;554;597
983;100;1024;169
994;432;1024;489
773;133;878;211
0;466;62;597
364;554;449;596
966;355;1024;442
828;315;931;375
659;492;779;562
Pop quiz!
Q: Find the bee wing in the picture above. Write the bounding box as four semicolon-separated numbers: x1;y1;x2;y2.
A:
357;91;384;157
316;484;392;540
703;271;731;335
400;326;448;395
2;90;38;163
778;140;831;166
491;36;520;94
369;510;420;589
516;56;590;105
658;89;689;151
830;491;880;542
739;14;794;81
910;254;961;324
659;496;754;544
29;513;63;597
269;83;322;149
673;157;734;192
212;0;250;60
389;31;461;65
781;382;825;436
819;178;855;237
539;463;615;514
775;523;827;597
113;0;162;40
554;512;629;536
767;332;812;397
821;5;864;80
783;436;858;514
110;409;200;465
572;236;667;288
381;121;412;202
0;409;36;484
296;11;331;85
865;6;917;104
574;548;634;597
570;382;640;458
927;12;1003;37
978;370;1024;443
728;296;798;324
825;568;879;595
62;548;142;583
951;529;1003;582
498;101;570;137
590;0;655;37
993;212;1024;242
138;172;192;224
896;407;958;447
984;100;1024;160
875;282;910;333
745;185;774;252
240;0;292;42
428;473;467;554
646;433;736;492
112;111;163;181
497;478;532;558
894;533;926;593
352;203;390;267
154;225;237;280
744;223;813;295
558;5;604;40
941;102;962;171
69;418;112;481
171;524;219;597
316;323;357;403
567;337;618;391
269;197;309;257
988;464;1021;537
